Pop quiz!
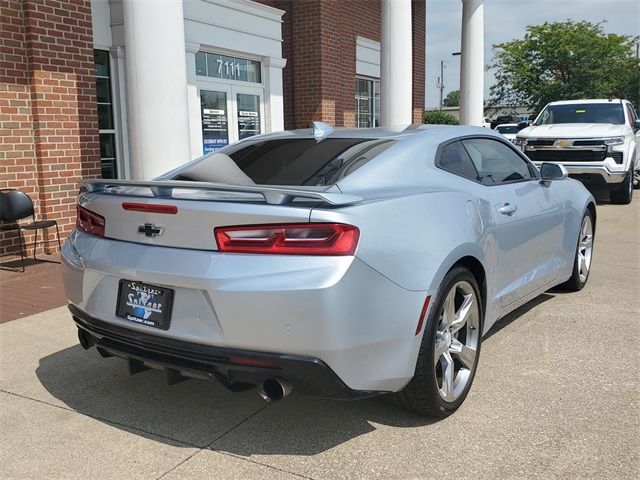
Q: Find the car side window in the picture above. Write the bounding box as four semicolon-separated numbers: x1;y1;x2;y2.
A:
436;141;479;181
461;138;534;185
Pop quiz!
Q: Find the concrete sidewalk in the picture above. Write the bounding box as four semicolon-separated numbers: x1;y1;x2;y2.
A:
1;199;638;480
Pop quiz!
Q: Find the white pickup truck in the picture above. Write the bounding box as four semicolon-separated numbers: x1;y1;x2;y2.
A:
516;99;640;204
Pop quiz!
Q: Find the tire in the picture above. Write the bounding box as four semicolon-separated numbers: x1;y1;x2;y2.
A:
394;266;482;417
560;209;595;292
610;166;633;204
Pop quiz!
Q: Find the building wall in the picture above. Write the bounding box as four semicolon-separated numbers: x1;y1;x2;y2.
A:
0;0;100;257
1;0;426;257
260;0;425;129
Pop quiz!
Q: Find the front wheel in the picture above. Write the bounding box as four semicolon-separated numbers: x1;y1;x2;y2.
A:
394;266;482;417
610;166;633;204
560;210;595;292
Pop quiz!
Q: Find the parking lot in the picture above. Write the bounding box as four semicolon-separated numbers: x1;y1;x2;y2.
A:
0;197;638;480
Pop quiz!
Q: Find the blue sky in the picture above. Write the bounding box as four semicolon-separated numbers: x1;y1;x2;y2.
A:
425;0;640;107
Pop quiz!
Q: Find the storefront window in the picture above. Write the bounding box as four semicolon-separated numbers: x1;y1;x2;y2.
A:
94;50;117;179
355;78;380;128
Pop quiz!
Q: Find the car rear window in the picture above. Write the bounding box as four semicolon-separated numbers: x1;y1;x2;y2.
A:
496;125;518;134
173;138;397;186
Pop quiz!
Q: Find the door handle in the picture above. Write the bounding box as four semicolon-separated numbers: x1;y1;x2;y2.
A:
498;203;517;215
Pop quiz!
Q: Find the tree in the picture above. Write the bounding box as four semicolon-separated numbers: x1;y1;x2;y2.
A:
443;89;460;107
489;21;640;112
424;110;459;125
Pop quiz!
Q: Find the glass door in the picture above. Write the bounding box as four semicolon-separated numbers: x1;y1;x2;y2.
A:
236;92;261;140
198;83;264;154
200;88;231;154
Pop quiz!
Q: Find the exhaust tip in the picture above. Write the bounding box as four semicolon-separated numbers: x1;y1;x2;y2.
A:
258;377;292;402
77;329;94;350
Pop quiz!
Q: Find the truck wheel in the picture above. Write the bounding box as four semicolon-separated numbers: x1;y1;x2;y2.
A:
610;167;633;204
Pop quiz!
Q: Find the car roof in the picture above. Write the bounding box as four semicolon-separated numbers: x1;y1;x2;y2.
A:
547;99;625;106
250;124;502;143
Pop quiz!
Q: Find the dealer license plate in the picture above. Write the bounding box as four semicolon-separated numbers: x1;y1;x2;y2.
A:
116;280;174;330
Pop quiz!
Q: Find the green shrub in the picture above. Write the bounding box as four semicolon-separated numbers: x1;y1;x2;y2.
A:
424;110;459;125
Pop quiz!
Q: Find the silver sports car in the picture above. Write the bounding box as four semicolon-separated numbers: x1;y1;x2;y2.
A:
61;123;595;417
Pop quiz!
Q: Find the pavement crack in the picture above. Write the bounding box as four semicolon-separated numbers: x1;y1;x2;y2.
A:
154;403;274;479
206;402;271;447
214;451;317;480
0;389;199;448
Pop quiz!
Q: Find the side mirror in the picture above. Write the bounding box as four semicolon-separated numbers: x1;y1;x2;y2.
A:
634;119;640;132
540;162;568;181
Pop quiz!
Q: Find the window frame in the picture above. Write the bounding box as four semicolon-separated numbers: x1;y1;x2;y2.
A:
355;76;380;128
435;135;540;186
95;49;118;179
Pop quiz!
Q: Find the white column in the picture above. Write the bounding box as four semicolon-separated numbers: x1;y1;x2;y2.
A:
185;42;203;160
459;0;484;126
122;0;191;179
263;57;287;133
380;0;412;127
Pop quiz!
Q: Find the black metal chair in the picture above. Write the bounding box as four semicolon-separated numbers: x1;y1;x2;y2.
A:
0;189;61;272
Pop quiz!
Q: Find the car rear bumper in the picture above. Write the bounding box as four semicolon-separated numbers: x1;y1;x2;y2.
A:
61;230;431;393
69;304;383;399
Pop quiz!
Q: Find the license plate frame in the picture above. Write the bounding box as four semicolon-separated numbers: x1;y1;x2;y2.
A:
116;280;174;330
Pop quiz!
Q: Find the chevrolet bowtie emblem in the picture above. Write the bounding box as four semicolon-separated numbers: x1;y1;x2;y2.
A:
553;139;573;149
138;223;164;238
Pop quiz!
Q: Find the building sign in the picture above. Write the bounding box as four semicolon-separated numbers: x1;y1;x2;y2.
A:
200;90;229;153
195;52;262;84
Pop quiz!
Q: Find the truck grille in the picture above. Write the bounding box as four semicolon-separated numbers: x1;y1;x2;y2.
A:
525;150;607;162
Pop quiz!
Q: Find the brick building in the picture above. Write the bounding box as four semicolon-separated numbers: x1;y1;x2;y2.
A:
1;0;426;256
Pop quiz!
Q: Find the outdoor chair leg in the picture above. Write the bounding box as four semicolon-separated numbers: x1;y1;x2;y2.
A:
32;228;38;261
17;227;26;273
55;223;61;250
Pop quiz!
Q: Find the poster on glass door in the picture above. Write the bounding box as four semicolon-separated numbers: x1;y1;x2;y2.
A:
201;90;229;153
237;94;261;140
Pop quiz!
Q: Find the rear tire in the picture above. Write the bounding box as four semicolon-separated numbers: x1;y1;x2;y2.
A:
394;266;482;417
560;209;595;292
610;166;633;204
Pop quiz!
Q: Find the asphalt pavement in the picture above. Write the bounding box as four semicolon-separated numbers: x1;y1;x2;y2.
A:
1;197;638;480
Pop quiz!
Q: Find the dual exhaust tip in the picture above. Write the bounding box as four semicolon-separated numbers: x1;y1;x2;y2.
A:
79;328;293;402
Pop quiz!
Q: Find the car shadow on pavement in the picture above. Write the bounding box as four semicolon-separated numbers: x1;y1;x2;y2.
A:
483;292;554;341
35;294;552;456
35;344;439;454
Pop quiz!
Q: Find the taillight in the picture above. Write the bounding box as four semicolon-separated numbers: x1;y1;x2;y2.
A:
214;223;359;255
76;205;105;237
122;202;178;214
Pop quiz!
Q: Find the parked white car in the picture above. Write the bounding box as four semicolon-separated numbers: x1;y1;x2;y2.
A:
516;99;640;204
494;123;520;144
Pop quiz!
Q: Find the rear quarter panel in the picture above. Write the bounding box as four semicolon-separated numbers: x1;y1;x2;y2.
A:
310;184;502;333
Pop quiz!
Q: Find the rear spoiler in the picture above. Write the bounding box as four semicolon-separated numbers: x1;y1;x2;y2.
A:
80;179;363;206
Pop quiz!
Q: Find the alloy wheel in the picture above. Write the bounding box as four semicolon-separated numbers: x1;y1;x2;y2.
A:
434;281;480;402
577;215;594;283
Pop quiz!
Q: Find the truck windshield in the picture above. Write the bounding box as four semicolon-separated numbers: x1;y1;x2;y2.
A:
535;103;625;125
